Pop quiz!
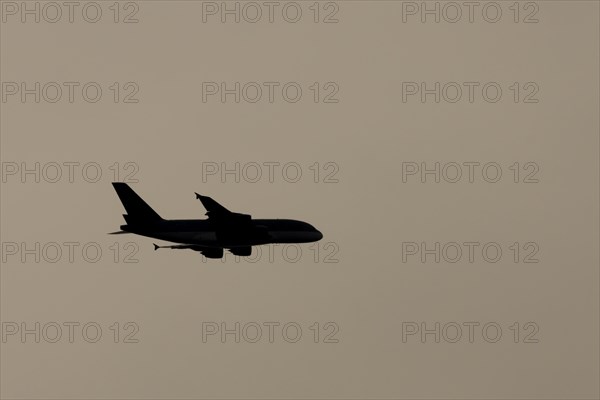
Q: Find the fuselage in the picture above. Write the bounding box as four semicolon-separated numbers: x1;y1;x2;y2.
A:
121;218;323;248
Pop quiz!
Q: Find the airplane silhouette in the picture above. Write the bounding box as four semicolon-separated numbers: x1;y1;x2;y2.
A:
110;182;323;259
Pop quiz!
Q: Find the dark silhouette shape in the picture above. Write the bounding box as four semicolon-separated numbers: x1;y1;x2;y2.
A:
111;182;323;259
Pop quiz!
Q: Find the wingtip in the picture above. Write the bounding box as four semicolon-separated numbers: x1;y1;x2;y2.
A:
153;243;159;251
194;192;201;199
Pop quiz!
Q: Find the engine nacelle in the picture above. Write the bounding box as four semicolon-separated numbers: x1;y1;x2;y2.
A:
201;248;224;259
229;247;252;257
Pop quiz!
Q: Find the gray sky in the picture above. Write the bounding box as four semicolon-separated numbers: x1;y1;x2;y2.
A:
1;2;599;398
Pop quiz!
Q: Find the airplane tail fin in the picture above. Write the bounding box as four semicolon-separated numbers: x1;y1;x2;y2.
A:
112;182;163;224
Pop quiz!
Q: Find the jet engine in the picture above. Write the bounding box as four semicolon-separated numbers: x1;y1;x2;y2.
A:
229;247;252;257
201;248;224;259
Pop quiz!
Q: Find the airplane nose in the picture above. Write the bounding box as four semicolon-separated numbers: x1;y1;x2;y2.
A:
314;230;323;241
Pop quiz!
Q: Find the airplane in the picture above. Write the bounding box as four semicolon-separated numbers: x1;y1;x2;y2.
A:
110;182;323;259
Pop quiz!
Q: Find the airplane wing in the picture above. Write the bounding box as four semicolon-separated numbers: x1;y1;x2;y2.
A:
195;193;230;215
153;243;224;259
194;192;251;221
153;243;206;251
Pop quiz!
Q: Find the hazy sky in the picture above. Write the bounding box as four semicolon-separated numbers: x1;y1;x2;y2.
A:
1;2;599;399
